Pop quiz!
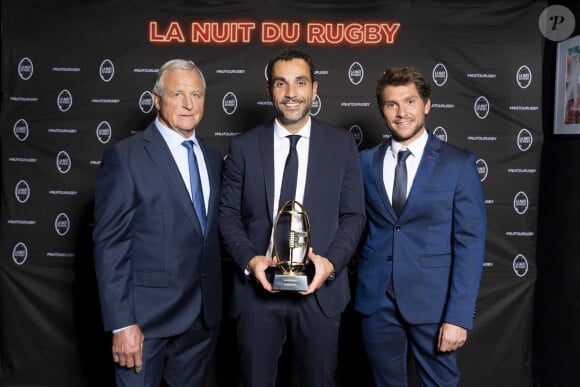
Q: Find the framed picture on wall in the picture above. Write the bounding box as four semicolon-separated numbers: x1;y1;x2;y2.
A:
554;34;580;134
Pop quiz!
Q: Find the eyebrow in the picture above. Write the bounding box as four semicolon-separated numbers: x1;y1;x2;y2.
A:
272;75;311;83
384;95;418;103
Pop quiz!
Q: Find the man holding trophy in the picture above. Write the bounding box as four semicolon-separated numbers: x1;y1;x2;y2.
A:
219;49;366;386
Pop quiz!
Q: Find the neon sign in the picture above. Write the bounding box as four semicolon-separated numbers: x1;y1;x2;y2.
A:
148;21;401;45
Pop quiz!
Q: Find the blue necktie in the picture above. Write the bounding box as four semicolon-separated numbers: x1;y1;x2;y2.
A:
278;135;300;210
182;140;206;233
392;149;411;217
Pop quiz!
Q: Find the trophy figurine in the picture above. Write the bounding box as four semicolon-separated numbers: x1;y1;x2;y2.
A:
272;200;311;291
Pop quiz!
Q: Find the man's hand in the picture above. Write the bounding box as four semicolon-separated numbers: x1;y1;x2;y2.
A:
112;324;144;373
438;322;467;352
299;248;335;295
247;255;277;292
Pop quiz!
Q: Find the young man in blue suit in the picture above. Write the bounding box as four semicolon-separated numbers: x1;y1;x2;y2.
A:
355;66;487;387
219;49;366;386
93;59;223;386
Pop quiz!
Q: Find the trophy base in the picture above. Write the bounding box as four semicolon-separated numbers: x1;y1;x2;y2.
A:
272;273;309;292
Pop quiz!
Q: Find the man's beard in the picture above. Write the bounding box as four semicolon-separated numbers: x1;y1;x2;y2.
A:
389;119;424;143
275;99;311;126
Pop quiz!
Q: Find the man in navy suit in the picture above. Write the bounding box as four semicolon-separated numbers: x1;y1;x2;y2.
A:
219;49;366;386
93;59;222;386
355;66;487;386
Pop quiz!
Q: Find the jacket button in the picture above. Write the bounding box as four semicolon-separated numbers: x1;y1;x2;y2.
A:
386;256;393;261
395;225;401;231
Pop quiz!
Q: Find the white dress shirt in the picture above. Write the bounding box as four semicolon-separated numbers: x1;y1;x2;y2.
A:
383;130;428;203
156;118;210;214
265;117;311;257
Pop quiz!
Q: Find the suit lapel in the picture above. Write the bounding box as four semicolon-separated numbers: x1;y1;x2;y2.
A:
373;140;398;220
404;133;441;214
259;124;275;224
303;120;334;210
303;121;320;208
198;138;218;235
142;124;202;233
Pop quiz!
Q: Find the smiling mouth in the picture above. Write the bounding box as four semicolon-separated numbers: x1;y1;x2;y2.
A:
284;99;302;107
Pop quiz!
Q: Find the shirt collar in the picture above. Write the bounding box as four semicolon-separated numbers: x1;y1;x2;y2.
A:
155;117;199;148
274;117;311;140
390;129;428;158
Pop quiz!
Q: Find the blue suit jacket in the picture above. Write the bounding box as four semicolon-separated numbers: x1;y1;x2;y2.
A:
93;122;223;338
355;132;486;329
219;118;366;318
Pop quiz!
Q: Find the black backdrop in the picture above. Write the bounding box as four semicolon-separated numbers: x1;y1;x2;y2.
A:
0;1;549;386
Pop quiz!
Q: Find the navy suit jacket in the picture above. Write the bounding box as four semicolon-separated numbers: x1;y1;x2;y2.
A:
219;118;366;318
355;132;486;329
93;122;223;338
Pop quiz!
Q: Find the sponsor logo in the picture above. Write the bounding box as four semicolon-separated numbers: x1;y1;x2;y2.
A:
467;73;496;79
96;121;112;144
55;213;70;236
56;151;72;174
476;159;488;182
15;180;31;203
13;242;28;265
538;5;575;42
18;57;34;80
57;89;73;112
13;119;30;141
99;59;115;82
348;62;364;85
513;254;529;277
349;125;363;146
139;91;154;114
222;92;238;115
432;63;448;86
473;96;490;119
516;65;532;89
513;191;529;214
310;95;321;116
517;128;533;151
433;126;448;142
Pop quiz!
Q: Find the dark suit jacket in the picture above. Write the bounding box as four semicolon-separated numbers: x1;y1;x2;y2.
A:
219;118;366;318
355;132;487;330
93;122;223;338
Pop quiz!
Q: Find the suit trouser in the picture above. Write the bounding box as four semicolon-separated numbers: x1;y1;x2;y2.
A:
360;294;459;387
115;317;218;387
236;290;340;387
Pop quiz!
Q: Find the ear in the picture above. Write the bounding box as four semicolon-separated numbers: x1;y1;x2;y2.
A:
266;84;272;100
311;80;319;102
424;98;431;115
153;92;161;111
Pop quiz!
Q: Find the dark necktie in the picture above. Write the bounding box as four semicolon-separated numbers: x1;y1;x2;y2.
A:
182;140;207;233
392;149;411;217
278;135;300;210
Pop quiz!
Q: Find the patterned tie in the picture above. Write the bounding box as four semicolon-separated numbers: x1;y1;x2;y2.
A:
182;140;207;233
392;149;411;217
278;135;300;210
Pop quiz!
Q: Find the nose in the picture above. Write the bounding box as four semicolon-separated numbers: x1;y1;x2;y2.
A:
285;84;298;99
396;104;407;116
182;95;193;109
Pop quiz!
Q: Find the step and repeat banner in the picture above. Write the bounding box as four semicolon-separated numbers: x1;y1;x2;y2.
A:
1;1;544;386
